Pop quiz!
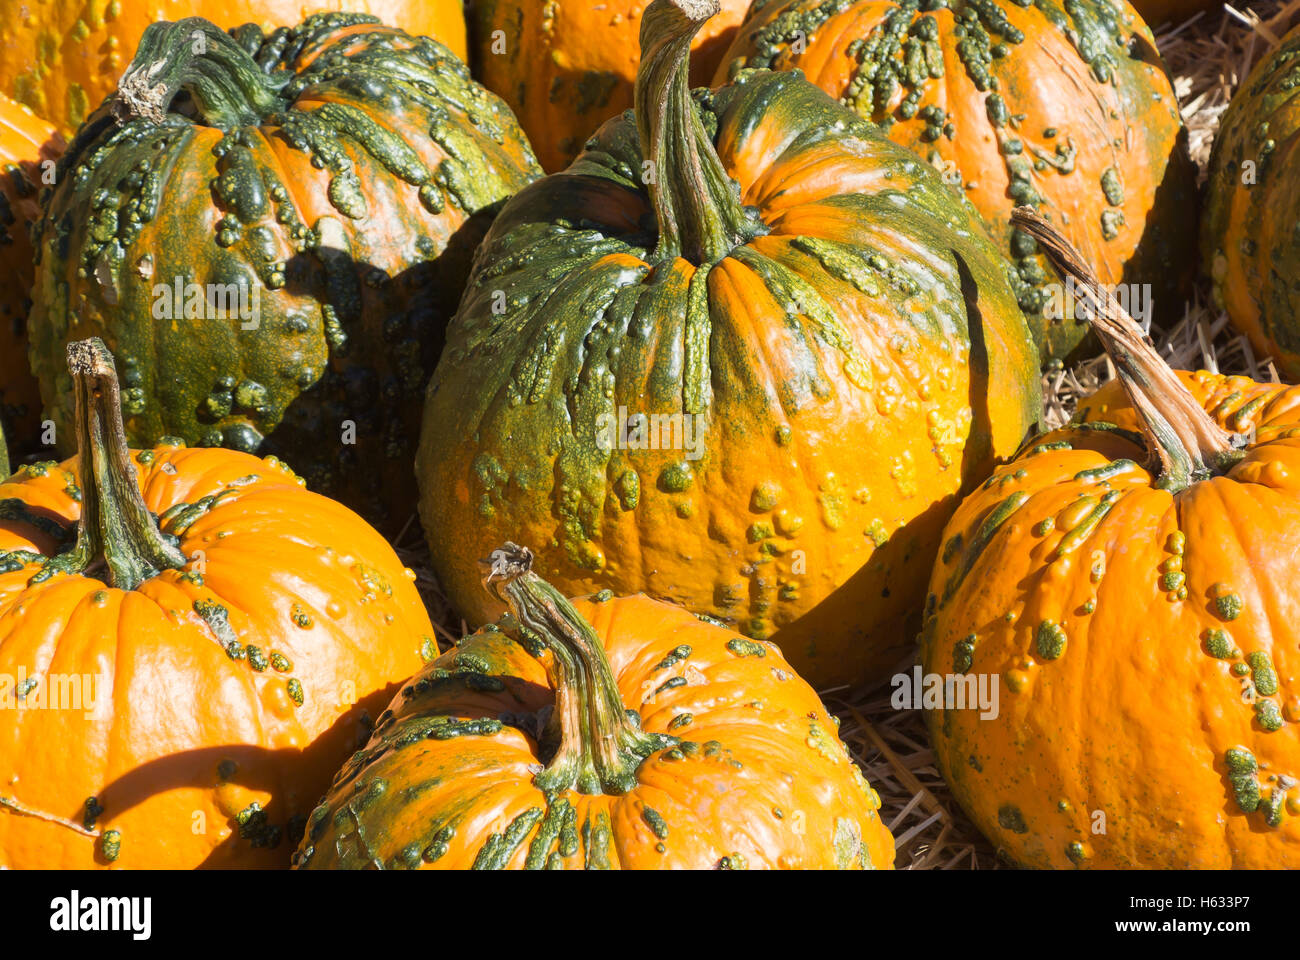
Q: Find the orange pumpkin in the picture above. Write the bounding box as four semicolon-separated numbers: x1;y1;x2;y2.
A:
921;209;1300;868
0;0;469;132
294;543;895;869
716;0;1198;363
0;339;431;868
0;93;62;455
468;0;752;172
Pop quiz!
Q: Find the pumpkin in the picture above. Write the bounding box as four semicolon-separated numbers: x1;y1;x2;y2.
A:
0;0;469;132
418;0;1041;691
0;93;62;455
921;208;1300;868
293;542;895;869
0;338;432;868
27;14;540;531
716;0;1198;364
469;0;752;173
1130;0;1221;26
1203;23;1300;382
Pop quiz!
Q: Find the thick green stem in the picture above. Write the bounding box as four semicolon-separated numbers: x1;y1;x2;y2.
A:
113;17;286;129
52;339;188;590
482;544;675;796
635;0;760;264
0;419;8;480
1011;207;1245;491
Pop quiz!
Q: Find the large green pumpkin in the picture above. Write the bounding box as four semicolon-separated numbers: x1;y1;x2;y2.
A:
28;13;540;529
417;0;1041;690
1203;23;1300;381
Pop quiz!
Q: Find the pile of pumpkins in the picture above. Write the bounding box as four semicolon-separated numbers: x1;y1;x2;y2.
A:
0;0;1294;870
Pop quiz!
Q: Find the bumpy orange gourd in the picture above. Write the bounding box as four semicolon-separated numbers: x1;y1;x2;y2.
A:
294;543;895;869
922;210;1300;869
0;0;468;132
469;0;751;171
716;0;1198;363
419;0;1041;691
0;94;62;454
0;339;431;868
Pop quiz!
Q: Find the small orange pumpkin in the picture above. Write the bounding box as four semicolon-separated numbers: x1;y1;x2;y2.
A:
0;339;431;868
294;543;895;869
922;209;1300;868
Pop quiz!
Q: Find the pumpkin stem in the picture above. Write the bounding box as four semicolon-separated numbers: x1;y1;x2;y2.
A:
113;18;286;129
635;0;762;264
1011;207;1246;491
482;544;676;796
59;339;188;590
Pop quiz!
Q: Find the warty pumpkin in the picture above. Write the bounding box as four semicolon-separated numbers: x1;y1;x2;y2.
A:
1203;22;1300;382
294;542;896;869
716;0;1199;364
0;93;62;455
0;338;432;868
468;0;752;172
0;0;469;132
921;208;1300;869
27;13;540;531
418;0;1041;691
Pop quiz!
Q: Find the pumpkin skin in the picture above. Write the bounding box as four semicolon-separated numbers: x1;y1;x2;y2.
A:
469;0;752;172
294;544;895;869
0;339;432;868
0;94;62;454
923;211;1300;869
1130;0;1220;26
28;14;540;531
0;0;469;132
418;1;1041;691
1203;24;1300;382
716;0;1198;364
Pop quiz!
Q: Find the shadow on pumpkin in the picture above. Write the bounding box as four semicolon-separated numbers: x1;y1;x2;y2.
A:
83;680;404;869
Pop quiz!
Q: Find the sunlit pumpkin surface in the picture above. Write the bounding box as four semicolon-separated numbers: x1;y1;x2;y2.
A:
0;0;468;132
0;347;432;869
295;547;896;869
717;0;1198;363
924;370;1300;868
420;1;1041;691
469;0;752;172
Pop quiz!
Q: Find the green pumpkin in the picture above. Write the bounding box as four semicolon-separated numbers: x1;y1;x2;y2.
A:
1202;23;1300;381
417;0;1042;690
29;13;540;529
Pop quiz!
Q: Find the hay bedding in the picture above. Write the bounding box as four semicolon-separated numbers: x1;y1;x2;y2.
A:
395;2;1300;869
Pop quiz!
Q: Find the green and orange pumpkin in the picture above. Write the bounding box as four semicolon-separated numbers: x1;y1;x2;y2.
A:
922;209;1300;868
294;542;895;869
28;13;540;530
1203;22;1300;382
418;0;1041;690
717;0;1198;363
0;339;432;868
